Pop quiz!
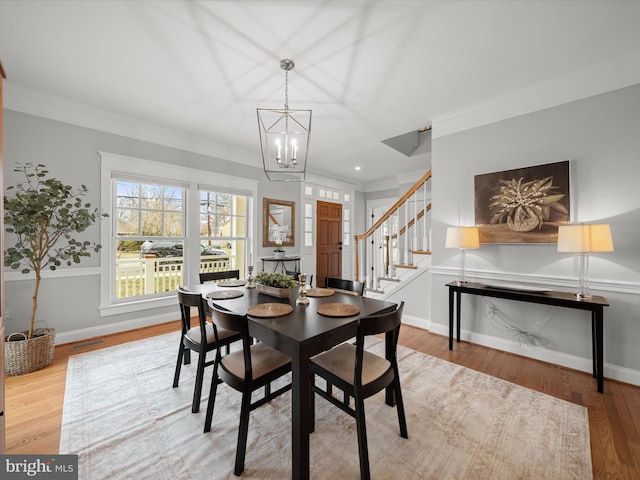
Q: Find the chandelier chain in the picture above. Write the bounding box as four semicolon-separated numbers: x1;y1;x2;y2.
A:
284;70;289;110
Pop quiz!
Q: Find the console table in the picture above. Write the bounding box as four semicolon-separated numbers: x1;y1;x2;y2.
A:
446;281;609;393
260;255;301;273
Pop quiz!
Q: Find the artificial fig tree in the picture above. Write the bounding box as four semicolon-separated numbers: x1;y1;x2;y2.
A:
4;163;107;339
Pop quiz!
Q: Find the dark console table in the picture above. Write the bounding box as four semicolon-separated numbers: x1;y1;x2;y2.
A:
260;255;301;273
446;281;609;393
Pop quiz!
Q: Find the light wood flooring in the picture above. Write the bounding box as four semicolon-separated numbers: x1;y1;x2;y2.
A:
4;322;640;479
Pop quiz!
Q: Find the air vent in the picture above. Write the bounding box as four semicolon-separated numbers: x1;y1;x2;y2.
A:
70;339;105;351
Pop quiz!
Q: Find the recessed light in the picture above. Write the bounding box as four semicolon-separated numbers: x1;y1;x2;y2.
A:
354;166;361;171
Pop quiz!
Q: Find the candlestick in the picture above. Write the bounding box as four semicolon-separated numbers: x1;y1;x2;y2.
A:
296;273;309;305
246;265;256;289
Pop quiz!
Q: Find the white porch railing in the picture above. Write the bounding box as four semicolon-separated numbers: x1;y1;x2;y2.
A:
115;255;233;298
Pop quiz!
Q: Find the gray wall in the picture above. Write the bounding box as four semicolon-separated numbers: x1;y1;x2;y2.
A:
2;110;288;337
430;83;640;378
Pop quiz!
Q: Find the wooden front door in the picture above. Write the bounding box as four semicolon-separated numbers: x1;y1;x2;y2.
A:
316;201;342;288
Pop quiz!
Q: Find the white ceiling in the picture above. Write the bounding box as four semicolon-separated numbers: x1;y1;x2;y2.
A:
1;1;640;186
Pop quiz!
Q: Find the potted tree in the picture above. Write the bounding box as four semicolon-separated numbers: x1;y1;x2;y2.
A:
3;163;106;375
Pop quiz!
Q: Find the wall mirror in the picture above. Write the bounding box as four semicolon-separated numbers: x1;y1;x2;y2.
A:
263;198;295;247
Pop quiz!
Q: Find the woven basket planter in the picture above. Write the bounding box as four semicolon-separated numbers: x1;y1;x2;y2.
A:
4;328;56;376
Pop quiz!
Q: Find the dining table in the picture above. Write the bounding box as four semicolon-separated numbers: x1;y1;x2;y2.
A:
185;281;397;480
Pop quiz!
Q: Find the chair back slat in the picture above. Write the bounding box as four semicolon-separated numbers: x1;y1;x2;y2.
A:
210;304;253;378
199;270;240;284
358;301;403;338
324;277;365;296
177;286;210;341
210;304;247;335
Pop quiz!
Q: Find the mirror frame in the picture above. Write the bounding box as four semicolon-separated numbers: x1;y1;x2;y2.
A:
263;198;295;247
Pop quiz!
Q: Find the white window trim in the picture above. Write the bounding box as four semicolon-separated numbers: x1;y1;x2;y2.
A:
99;151;258;317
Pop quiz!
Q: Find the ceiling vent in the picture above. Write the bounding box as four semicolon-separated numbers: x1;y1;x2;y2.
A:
381;127;431;157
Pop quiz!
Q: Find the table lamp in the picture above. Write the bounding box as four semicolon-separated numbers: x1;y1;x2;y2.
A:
557;224;614;299
445;226;480;284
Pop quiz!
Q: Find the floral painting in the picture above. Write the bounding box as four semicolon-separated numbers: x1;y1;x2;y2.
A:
474;161;570;243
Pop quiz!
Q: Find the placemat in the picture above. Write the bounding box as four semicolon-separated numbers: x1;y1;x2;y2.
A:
306;288;335;297
247;303;294;318
206;290;244;300
217;279;247;287
317;303;360;317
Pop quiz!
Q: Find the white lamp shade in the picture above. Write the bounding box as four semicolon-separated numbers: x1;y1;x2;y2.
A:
557;224;614;253
445;227;480;249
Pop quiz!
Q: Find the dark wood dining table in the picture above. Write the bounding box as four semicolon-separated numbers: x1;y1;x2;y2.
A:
185;282;397;480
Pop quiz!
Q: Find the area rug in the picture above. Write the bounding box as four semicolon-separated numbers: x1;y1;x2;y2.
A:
59;332;592;479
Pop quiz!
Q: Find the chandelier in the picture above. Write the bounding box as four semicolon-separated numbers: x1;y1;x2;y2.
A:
257;59;312;181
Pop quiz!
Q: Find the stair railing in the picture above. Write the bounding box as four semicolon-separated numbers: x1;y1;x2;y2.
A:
354;169;432;284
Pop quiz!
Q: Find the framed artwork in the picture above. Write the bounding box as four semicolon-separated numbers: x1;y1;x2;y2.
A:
474;161;570;244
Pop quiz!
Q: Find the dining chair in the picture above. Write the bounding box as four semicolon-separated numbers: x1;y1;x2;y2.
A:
173;287;242;413
286;270;314;288
199;269;240;284
324;277;365;296
310;301;407;480
204;304;292;476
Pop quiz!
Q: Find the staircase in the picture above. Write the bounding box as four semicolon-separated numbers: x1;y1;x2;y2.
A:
354;169;432;299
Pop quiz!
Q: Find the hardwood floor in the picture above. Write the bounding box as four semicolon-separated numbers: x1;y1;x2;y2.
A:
5;322;640;479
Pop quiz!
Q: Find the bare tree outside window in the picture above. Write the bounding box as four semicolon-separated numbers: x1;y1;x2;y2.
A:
200;192;232;240
117;183;183;237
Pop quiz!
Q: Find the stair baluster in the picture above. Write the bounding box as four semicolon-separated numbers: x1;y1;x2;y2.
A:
354;169;432;290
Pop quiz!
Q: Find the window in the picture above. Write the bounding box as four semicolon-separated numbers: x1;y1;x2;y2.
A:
114;181;185;299
100;152;257;316
304;202;313;247
199;189;248;279
343;207;351;246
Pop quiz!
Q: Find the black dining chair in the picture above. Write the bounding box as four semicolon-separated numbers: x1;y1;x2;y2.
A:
310;301;407;480
204;304;292;476
173;287;242;413
199;269;240;284
286;270;314;288
324;277;365;296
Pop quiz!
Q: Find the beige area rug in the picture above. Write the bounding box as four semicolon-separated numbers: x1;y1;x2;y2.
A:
59;332;592;479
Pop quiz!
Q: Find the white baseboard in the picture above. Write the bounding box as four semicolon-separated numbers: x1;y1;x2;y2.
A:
401;314;430;331
55;312;178;345
429;322;640;388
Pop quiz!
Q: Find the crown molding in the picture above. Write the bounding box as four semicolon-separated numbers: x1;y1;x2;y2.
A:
3;82;258;167
432;48;640;139
305;173;358;194
363;168;428;193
